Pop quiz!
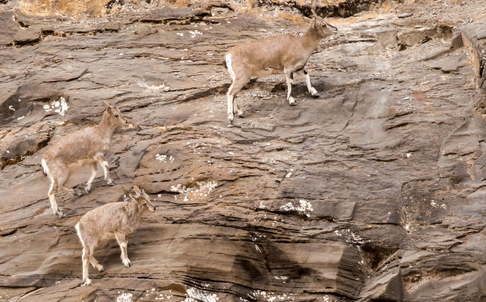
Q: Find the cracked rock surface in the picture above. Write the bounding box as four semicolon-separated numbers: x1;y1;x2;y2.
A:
2;0;486;301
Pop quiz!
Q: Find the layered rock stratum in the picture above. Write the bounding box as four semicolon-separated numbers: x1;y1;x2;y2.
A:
2;0;486;301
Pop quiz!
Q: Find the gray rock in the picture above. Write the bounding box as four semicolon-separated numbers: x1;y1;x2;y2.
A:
426;55;467;72
0;12;18;46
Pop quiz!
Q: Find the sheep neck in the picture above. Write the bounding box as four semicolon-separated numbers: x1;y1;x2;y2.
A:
97;112;117;139
126;201;144;226
301;25;322;50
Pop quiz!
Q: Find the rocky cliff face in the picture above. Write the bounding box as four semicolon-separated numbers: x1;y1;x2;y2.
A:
2;0;486;301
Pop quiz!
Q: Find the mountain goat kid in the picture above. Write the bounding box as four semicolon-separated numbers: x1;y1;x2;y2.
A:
75;185;155;286
224;12;337;124
41;101;128;217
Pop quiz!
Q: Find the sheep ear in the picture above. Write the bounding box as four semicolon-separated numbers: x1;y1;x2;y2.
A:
128;193;136;201
133;186;142;196
103;101;111;109
310;17;317;27
324;21;337;30
311;8;318;18
106;105;114;115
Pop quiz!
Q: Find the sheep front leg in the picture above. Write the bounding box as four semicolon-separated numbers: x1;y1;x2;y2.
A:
284;68;297;106
94;153;114;186
115;233;131;267
296;69;319;97
226;74;250;125
85;163;98;193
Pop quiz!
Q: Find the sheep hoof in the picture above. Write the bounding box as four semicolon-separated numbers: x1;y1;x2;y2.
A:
75;188;86;196
288;97;297;106
82;279;92;286
57;211;65;218
97;265;104;272
124;260;132;268
107;179;115;186
236;110;244;117
61;187;75;195
310;88;319;97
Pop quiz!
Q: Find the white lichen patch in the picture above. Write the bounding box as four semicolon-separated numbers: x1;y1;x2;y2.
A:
141;288;174;301
156;153;174;163
189;30;203;38
170;181;218;202
247;290;294;302
322;295;338;302
430;200;447;209
258;200;266;209
43;97;69;116
183;288;219;302
279;200;313;217
334;229;365;245
154;292;173;300
117;293;133;302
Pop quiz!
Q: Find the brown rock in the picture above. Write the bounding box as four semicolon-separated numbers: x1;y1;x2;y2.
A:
2;2;486;302
461;22;486;94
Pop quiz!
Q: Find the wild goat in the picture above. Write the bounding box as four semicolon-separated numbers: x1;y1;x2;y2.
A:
75;185;155;286
224;12;337;124
41;101;128;217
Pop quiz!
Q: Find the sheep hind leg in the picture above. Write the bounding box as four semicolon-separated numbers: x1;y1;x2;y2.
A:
227;74;251;125
47;177;63;217
48;164;69;217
